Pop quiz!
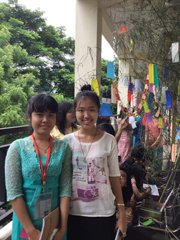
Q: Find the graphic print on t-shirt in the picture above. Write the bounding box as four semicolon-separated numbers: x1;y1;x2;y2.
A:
72;147;107;202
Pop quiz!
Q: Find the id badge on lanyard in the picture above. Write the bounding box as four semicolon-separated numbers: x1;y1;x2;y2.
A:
31;134;53;219
34;192;52;219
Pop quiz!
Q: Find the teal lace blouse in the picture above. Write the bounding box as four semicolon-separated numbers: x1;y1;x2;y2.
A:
5;136;72;240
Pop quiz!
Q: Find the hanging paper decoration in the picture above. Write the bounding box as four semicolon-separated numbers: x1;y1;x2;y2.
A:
176;126;180;140
143;100;150;113
134;79;142;92
127;82;134;104
129;116;136;129
158;117;163;128
128;91;132;103
107;61;115;79
99;103;113;117
128;82;134;92
147;112;152;123
118;21;128;34
91;79;100;96
147;92;154;112
142;114;147;126
154;64;159;86
172;42;179;63
166;90;172;108
129;37;134;52
112;81;120;101
132;94;137;107
124;76;129;86
148;64;154;84
163;66;169;80
161;86;166;104
148;83;153;92
178;80;180;95
111;84;117;104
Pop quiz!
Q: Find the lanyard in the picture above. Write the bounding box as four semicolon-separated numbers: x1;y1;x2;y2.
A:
31;134;53;189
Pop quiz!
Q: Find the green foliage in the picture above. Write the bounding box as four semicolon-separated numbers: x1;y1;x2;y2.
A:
52;93;73;104
0;2;75;127
101;59;118;99
0;105;27;127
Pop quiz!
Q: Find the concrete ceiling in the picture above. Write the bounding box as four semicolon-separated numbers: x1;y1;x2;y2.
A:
100;0;180;80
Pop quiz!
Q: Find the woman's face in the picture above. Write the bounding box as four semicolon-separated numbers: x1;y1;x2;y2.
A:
75;97;99;130
30;111;56;136
66;108;75;126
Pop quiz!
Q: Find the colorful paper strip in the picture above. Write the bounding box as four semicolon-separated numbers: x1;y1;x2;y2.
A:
91;79;100;96
148;64;154;84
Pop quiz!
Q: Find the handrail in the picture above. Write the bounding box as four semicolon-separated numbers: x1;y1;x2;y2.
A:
0;125;31;136
0;221;12;240
0;125;31;239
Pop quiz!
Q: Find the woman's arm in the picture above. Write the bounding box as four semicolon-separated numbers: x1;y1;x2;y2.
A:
11;197;40;240
5;141;40;239
131;177;151;200
110;177;127;234
115;118;129;142
54;197;70;240
54;142;72;240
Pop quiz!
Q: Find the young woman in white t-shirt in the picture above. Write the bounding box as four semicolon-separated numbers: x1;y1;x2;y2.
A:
63;85;127;240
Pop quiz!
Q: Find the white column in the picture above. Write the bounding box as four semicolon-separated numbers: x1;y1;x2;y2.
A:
75;0;102;95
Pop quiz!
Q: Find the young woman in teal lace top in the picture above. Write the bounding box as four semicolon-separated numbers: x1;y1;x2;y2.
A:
5;93;72;240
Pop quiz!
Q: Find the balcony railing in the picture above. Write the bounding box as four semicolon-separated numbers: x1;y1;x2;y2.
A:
0;125;31;239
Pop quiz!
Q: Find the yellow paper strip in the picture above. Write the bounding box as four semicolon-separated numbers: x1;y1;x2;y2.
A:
91;79;100;96
158;117;163;128
178;80;180;95
148;64;154;84
143;100;150;113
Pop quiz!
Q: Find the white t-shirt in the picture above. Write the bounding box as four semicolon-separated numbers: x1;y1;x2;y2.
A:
63;132;120;217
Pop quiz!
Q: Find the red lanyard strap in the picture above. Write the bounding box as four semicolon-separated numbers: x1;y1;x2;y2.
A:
31;134;53;187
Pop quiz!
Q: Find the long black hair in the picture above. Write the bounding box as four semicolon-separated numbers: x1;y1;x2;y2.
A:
56;102;77;135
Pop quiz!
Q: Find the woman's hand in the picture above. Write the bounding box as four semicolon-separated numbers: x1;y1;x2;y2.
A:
116;207;127;238
118;117;129;130
125;207;133;224
28;228;41;240
53;227;66;240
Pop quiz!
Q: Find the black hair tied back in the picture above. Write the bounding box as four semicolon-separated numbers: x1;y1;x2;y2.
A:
81;84;92;92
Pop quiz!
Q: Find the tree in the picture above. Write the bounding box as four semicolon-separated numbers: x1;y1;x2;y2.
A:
0;2;75;127
0;25;39;126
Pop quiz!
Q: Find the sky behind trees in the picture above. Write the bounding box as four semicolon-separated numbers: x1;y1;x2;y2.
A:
5;0;115;60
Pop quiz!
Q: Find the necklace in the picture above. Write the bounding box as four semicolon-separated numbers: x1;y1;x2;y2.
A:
77;130;97;161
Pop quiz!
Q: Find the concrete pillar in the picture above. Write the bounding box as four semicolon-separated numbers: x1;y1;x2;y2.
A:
75;0;102;95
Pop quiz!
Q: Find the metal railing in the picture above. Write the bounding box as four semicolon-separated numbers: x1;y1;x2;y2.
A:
0;125;31;239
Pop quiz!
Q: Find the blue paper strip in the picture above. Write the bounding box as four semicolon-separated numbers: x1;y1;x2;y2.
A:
107;62;115;79
166;90;172;109
99;103;113;117
176;126;180;140
163;66;169;79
